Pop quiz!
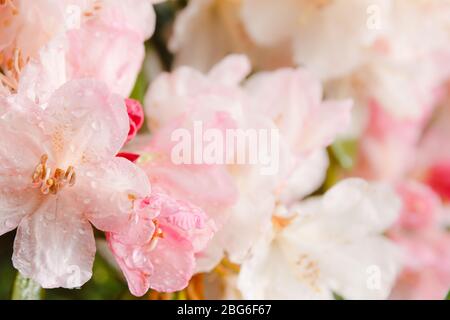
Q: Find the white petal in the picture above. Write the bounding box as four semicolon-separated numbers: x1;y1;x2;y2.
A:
279;150;329;204
238;232;331;300
320;237;402;299
0;97;44;235
12;196;96;289
321;178;401;236
77;157;151;233
43;79;129;167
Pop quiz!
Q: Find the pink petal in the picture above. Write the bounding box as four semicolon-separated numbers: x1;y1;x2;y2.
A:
107;191;215;296
394;181;441;232
207;54;251;86
298;99;353;152
147;226;195;292
107;233;154;297
117;152;140;163
12;196;96;289
77;157;151;233
43;79;129;166
148;191;216;251
66;26;144;98
125;98;144;142
0;97;44;235
427;161;450;201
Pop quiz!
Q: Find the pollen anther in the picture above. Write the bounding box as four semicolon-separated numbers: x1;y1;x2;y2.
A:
31;154;77;195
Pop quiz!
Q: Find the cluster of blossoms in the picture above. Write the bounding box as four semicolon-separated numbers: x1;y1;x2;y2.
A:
0;0;449;300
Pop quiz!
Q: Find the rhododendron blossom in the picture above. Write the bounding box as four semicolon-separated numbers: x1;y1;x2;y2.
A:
0;0;162;97
107;191;215;296
0;79;150;288
238;179;402;300
389;182;450;300
0;0;449;302
143;54;352;269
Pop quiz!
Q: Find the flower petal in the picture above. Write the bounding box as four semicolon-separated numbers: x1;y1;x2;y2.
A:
238;231;331;299
207;54;251;86
12;196;96;289
0;97;44;235
43;79;129;166
106;233;154;297
147;226;196;292
77;157;151;233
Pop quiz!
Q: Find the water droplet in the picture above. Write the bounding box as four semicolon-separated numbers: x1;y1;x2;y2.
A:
91;121;100;131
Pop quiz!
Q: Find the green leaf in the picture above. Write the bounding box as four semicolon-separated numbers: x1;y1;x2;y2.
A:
332;292;345;300
330;139;358;170
129;70;148;105
11;272;44;300
446;290;450;300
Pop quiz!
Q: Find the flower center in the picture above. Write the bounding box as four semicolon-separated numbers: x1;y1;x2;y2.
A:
0;47;25;93
148;219;164;251
31;154;76;195
0;0;18;14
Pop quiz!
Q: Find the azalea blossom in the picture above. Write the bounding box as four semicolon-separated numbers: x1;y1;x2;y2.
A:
0;79;151;288
125;98;144;142
143;54;352;270
0;0;162;97
107;190;215;296
171;0;450;124
1;0;449;301
238;179;402;299
389;181;450;300
169;0;292;72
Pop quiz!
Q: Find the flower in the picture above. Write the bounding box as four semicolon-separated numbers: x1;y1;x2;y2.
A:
143;54;352;270
389;231;450;300
107;190;215;296
388;181;450;300
0;78;150;288
1;0;162;97
237;179;402;299
125;98;144;142
169;0;292;72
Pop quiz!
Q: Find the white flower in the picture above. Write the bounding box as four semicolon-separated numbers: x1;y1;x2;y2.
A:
238;178;402;299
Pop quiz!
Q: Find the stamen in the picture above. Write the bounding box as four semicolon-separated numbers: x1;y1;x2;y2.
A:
148;219;164;251
13;47;22;75
0;0;18;15
0;70;17;92
272;215;294;230
31;154;77;195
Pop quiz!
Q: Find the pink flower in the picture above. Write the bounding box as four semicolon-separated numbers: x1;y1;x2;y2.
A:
143;55;246;225
131;121;239;227
107;191;215;296
243;67;352;203
143;54;352;270
426;161;450;201
355;100;426;180
1;0;161;97
393;181;441;232
389;182;450;300
125;98;144;142
117;152;140;163
169;0;292;72
414;102;450;200
0;79;150;288
390;231;450;300
65;0;155;97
